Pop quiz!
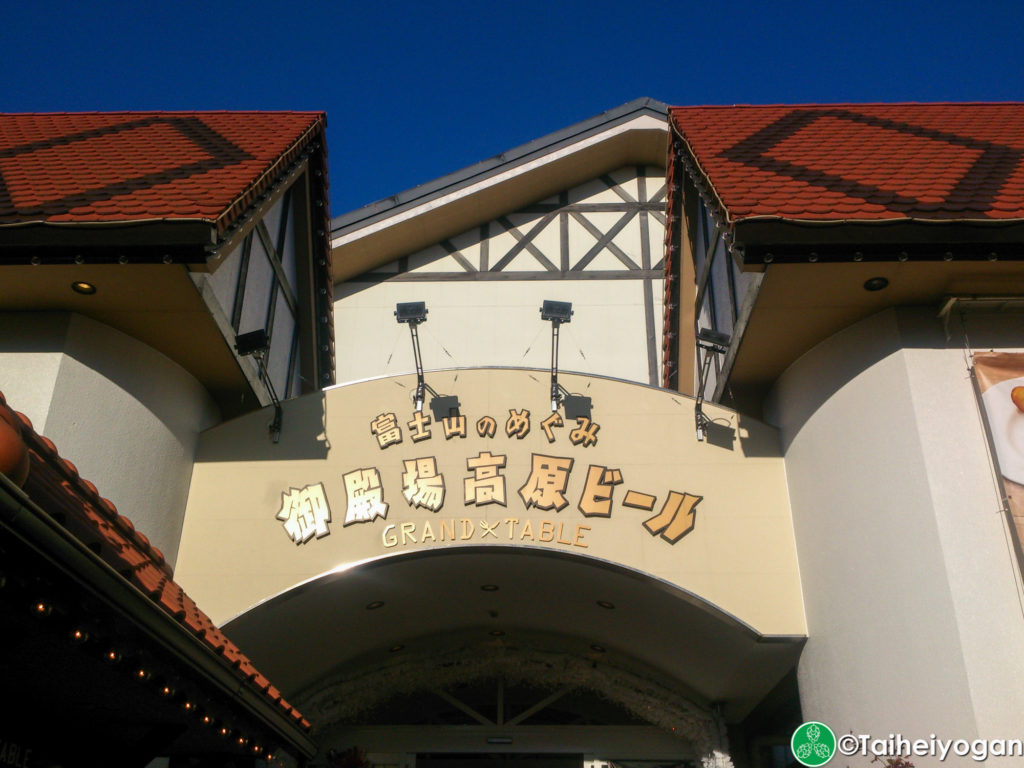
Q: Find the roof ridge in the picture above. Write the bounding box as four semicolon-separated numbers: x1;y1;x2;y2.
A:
332;97;668;232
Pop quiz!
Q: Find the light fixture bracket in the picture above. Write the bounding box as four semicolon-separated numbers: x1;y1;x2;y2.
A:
234;330;282;443
695;328;731;442
541;300;573;410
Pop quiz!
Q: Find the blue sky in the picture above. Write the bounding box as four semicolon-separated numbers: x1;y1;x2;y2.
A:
4;1;1023;215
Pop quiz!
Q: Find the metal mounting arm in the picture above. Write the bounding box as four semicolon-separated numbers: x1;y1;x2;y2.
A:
407;320;426;412
540;300;574;412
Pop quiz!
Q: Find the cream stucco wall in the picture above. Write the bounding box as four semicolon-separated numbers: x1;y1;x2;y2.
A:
766;307;1024;762
333;167;665;387
174;368;804;637
0;312;220;566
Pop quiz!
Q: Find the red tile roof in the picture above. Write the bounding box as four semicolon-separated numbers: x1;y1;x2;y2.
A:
669;103;1024;225
0;112;325;232
0;390;311;733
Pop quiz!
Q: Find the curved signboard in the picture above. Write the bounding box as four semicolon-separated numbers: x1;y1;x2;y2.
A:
174;369;805;636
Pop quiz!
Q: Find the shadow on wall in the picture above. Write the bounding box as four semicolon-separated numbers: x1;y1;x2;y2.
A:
763;309;907;452
764;306;1024;452
195;389;330;462
0;312;222;438
693;410;786;459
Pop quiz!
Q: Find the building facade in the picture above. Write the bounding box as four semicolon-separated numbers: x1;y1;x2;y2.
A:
3;102;1024;768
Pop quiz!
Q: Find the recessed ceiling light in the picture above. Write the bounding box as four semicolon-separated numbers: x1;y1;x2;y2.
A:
863;277;889;292
480;584;499;591
71;281;97;295
596;600;615;610
365;601;385;610
590;644;606;653
389;644;405;653
489;630;506;637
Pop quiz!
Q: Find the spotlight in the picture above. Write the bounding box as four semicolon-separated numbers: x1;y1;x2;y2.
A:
540;300;573;323
71;281;97;295
695;327;731;441
863;277;889;292
69;627;90;644
541;300;574;411
234;329;269;357
233;329;282;442
697;328;730;348
394;301;428;324
394;302;456;413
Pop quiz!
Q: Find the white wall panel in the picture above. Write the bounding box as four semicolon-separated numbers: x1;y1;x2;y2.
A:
334;167;665;388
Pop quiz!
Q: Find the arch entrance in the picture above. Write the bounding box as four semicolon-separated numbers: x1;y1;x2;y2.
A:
305;641;715;768
222;548;802;768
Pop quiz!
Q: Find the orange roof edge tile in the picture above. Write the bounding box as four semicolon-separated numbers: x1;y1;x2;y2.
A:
669;102;1024;227
0;387;309;731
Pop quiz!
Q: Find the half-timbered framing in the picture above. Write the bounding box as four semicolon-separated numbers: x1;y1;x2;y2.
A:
335;166;667;387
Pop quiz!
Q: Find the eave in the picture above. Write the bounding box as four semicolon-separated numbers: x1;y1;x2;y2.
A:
331;98;670;282
0;470;317;761
733;217;1024;266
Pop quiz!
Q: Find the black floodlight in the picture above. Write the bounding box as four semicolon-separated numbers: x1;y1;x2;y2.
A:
430;395;461;421
233;329;282;443
540;300;573;323
694;328;731;443
562;394;592;421
541;299;576;411
395;301;428;324
234;329;270;357
697;327;731;348
396;302;432;411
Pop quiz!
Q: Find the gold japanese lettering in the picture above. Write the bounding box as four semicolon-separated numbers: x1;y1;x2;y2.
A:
518;454;574;511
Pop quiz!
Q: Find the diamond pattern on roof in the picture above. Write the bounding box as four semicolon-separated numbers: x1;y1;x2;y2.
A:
669;104;1024;222
0;112;323;229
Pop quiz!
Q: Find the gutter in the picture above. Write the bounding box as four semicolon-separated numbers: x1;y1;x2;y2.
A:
0;471;317;761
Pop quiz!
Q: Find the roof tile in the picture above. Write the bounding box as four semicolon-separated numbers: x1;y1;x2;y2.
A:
0;111;325;232
0;389;306;728
669;103;1024;223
